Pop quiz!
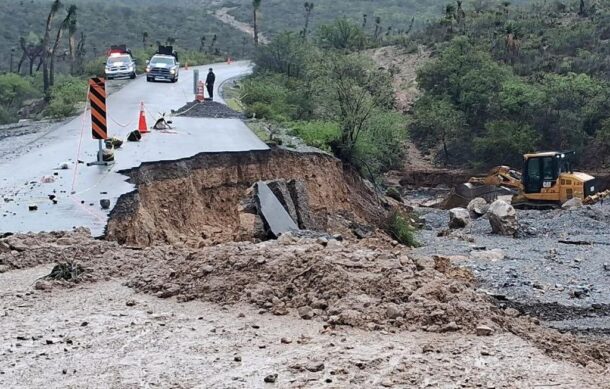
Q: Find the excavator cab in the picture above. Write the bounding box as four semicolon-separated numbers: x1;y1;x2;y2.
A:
522;152;572;194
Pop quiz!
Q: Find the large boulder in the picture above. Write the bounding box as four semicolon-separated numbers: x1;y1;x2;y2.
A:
448;208;470;229
467;197;489;217
488;200;518;236
561;197;583;210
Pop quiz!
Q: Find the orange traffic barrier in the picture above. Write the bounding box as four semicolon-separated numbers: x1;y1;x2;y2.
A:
138;102;149;133
196;81;205;102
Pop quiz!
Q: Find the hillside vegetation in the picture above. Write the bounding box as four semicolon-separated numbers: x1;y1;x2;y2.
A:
0;0;253;72
409;0;610;169
226;0;531;37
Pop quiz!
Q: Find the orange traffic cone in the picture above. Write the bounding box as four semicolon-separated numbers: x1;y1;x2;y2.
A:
138;102;149;133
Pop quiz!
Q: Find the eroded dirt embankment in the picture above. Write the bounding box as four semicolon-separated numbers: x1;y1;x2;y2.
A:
106;148;387;246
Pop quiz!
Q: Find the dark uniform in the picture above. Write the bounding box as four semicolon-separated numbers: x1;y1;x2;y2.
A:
206;68;216;100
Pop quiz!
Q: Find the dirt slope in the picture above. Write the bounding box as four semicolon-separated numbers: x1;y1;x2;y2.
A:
106;148;387;246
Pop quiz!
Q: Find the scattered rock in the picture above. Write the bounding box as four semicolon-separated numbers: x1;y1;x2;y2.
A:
280;337;292;344
448;208;470;229
488;200;519;236
28;204;38;211
467;197;489;217
125;300;136;307
100;199;111;210
476;325;493;336
298;306;314;320
561;197;583;210
263;374;277;383
306;362;325;372
385;304;402;319
470;249;505;261
385;187;402;202
234;356;242;362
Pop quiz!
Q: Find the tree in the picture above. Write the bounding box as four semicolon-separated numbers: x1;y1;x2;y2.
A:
302;2;314;40
255;32;311;78
142;31;149;49
253;0;262;46
209;34;217;54
362;14;367;29
17;33;43;76
67;6;77;75
42;0;62;96
74;32;86;75
410;96;466;166
473;121;539;167
199;36;206;52
579;0;587;16
321;55;393;161
374;16;382;40
49;5;76;87
504;23;520;64
317;19;367;51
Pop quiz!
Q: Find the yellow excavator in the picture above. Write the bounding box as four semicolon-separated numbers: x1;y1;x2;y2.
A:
450;151;609;209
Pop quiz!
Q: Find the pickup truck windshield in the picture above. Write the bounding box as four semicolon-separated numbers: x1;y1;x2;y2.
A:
151;57;174;65
107;56;131;64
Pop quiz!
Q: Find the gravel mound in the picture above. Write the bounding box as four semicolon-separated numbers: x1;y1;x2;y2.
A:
173;100;243;119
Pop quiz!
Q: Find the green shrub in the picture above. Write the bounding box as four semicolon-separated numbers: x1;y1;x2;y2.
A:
387;211;419;247
45;76;88;119
354;110;407;174
287;121;340;152
246;102;274;120
0;73;40;123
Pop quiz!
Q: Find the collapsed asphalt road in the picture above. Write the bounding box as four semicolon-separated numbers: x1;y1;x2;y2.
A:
0;61;267;235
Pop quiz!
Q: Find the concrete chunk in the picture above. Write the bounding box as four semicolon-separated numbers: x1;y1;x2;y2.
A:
255;182;298;237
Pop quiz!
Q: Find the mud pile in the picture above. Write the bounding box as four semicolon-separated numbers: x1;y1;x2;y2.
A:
2;230;502;333
128;236;510;334
173;101;243;119
106;148;388;246
2;230;610;366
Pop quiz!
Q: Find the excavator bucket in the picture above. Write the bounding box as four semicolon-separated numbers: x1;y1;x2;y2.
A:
443;183;516;209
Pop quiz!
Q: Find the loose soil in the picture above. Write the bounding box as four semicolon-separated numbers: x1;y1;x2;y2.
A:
1;231;610;387
173;100;244;119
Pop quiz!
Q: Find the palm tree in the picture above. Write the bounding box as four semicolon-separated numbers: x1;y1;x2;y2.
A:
302;2;314;40
253;0;262;46
199;35;206;52
42;0;62;95
142;31;149;49
362;14;367;28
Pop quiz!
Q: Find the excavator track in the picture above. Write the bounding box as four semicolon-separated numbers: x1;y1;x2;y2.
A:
511;201;560;210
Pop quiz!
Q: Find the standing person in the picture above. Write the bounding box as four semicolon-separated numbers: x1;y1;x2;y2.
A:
206;68;216;100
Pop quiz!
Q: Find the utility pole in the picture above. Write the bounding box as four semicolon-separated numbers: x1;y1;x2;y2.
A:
10;48;15;73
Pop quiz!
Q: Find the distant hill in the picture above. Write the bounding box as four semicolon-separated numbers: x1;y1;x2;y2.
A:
0;0;252;72
0;0;536;72
224;0;534;37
